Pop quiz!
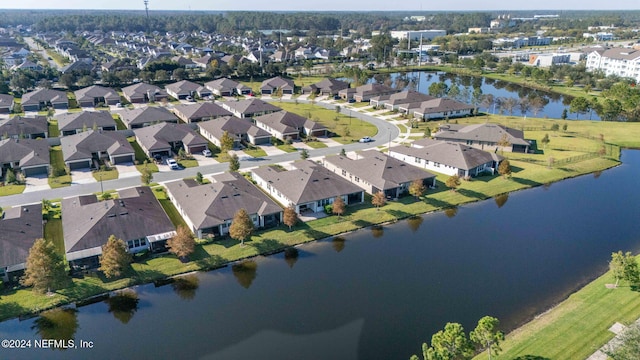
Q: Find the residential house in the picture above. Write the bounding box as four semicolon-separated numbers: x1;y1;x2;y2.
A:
0;138;50;176
62;186;176;269
388;138;503;178
60;130;135;170
198;116;271;148
193;54;214;69
402;98;474;120
0;94;15;114
432;123;530;153
0;116;48;139
121;83;169;103
165;80;211;100
11;60;43;72
338;83;400;102
134;122;208;158
253;111;328;140
56;111;117;136
302;78;350;96
74;85;121;107
0;203;43;282
369;90;435;111
586;47;640;83
171;102;232;123
260;76;295;95
21;88;69;111
165;172;283;239
205;78;252;97
118;106;179;129
60;60;94;75
251;160;365;214
221;98;281;119
322;151;436;198
171;56;198;69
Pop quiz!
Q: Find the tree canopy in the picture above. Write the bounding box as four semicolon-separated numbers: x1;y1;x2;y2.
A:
229;208;254;246
99;235;132;279
167;226;196;260
21;238;68;293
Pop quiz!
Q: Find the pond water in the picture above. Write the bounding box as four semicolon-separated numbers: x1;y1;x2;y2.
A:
1;152;639;360
366;72;599;120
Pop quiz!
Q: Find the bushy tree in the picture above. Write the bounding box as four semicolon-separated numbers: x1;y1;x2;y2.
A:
283;205;298;230
610;251;639;287
332;196;346;218
99;235;132;278
21;238;68;293
498;159;512;178
229;208;254;246
409;179;427;199
167;225;196;260
229;153;240;172
446;175;461;191
470;316;504;360
300;149;309;160
220;130;234;153
371;191;386;210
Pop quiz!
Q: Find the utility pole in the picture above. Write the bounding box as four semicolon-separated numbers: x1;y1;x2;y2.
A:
143;0;150;33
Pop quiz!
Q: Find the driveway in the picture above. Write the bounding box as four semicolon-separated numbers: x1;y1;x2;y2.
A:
192;153;218;166
114;163;141;179
70;169;97;184
23;174;51;193
259;144;287;156
316;137;343;148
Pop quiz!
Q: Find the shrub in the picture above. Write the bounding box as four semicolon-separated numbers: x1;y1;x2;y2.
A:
324;204;333;214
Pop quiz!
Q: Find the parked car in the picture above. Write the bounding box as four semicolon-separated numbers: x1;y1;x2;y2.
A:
186;96;195;102
202;149;212;157
166;158;179;170
115;102;123;108
348;98;356;103
358;136;373;143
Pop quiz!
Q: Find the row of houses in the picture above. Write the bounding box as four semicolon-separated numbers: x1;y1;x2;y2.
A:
1;122;527;282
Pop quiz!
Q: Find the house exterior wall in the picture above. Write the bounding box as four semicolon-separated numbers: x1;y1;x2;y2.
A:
255;121;298;140
321;160;376;194
415;108;472;120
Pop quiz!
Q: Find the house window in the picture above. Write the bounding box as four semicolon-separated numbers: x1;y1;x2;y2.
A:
414;157;421;163
342;169;346;176
355;177;360;182
434;162;440;167
466;140;473;145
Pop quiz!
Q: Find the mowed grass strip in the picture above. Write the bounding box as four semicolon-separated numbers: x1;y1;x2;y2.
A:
474;260;640;360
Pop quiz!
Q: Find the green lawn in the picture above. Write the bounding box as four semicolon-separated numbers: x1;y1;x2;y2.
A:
243;146;268;158
152;187;188;229
275;102;378;144
44;216;64;257
48;120;60;137
305;140;328;149
177;159;199;168
0;184;26;196
475;257;640;360
92;168;119;181
113;114;127;130
48;146;71;189
276;143;298;153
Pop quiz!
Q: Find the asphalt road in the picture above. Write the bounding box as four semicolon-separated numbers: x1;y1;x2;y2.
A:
0;102;399;208
23;37;62;70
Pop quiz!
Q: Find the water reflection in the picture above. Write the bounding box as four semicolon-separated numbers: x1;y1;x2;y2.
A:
406;216;424;233
332;237;346;253
32;308;78;344
171;275;200;301
444;207;458;218
232;260;258;289
284;248;299;269
371;225;384;238
494;193;509;208
106;289;139;324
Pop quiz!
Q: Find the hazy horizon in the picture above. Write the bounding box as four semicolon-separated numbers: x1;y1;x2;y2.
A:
1;1;638;12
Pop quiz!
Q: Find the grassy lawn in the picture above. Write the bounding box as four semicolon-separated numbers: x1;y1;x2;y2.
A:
44;210;64;256
177;159;199;168
0;184;26;196
48;120;60;137
243;146;268;158
48;146;71;189
305;140;328;149
92;168;119;181
350;102;371;108
152;186;188;229
113;114;127;130
275;102;378;144
474;259;640;360
127;137;156;170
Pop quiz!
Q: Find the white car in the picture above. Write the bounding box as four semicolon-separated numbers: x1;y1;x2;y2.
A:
202;149;212;157
166;158;179;170
358;136;373;143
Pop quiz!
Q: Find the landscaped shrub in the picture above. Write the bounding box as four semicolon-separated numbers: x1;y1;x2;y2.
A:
324;204;333;214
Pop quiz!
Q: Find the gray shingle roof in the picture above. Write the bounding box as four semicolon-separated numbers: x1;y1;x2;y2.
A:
303;78;349;93
433;123;530;146
252;160;363;204
74;85;120;103
260;76;294;91
62;186;175;260
121;82;167;101
0;94;15;109
0;203;43;269
223;98;281;116
60;130;134;162
134;122;207;152
197;116;270;141
21;88;68;106
412;98;475;115
253;111;326;134
323;151;435;191
0;115;48;137
370;90;435;106
56;111;117;132
390;139;503;171
165;80;206;96
119;106;178;128
0;138;50;168
172;102;232;122
204;78;251;93
165;172;282;230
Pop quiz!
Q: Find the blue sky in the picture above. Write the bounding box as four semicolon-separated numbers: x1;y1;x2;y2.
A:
2;1;638;11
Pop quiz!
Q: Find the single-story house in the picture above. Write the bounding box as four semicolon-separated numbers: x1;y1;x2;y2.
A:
433;123;531;153
134;122;208;158
0;203;43;282
165;172;283;239
0;138;50;176
388;138;503;178
56;111;117;136
221;98;281;119
338;83;400;102
251;160;365;214
0;94;15;114
322;151;436;198
164;80;212;100
118;106;179;129
171;102;232;123
74;85;121;107
121;83;169;103
21;88;69;111
0;115;48;139
253;111;328;140
403;98;474;120
302;78;349;95
198;116;271;148
260;76;295;95
60;130;135;170
205;78;252;96
370;90;435;111
62;186;176;269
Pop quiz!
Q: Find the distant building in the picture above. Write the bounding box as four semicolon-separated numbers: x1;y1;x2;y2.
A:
586;48;640;83
390;30;446;41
